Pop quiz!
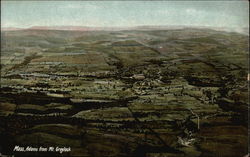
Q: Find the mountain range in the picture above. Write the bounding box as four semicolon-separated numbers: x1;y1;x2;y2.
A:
1;25;249;35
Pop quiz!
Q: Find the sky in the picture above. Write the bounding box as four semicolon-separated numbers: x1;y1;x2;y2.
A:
1;1;249;29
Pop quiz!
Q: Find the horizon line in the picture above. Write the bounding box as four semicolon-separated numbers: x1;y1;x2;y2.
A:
2;24;249;29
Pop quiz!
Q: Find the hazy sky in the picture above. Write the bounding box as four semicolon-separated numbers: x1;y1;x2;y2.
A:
1;1;249;28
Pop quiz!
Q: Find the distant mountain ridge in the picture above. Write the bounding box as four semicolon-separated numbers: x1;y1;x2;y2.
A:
1;26;130;31
1;25;249;35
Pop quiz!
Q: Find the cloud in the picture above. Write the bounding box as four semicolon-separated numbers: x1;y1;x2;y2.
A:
185;8;207;16
60;3;100;10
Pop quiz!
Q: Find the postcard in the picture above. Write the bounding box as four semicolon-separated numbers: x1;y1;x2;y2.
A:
0;1;249;156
